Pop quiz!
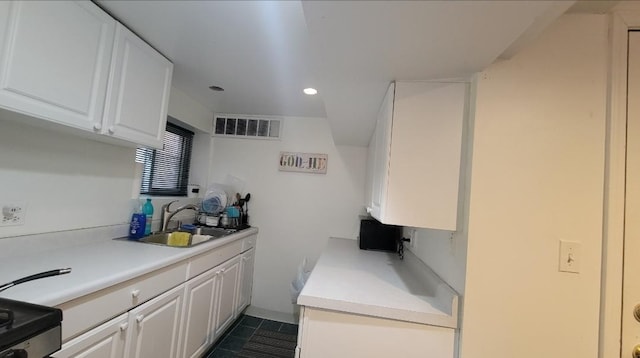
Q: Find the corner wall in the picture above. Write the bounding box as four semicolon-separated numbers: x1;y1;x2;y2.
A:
208;117;367;320
460;14;607;358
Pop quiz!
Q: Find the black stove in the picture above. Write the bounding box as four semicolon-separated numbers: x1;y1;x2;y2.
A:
0;298;62;358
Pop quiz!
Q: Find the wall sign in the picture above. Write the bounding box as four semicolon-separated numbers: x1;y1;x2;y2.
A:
279;152;328;174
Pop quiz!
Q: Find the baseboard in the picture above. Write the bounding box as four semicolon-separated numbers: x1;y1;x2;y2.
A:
244;305;299;324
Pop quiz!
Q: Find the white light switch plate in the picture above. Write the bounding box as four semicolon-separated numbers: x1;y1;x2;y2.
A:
559;240;581;273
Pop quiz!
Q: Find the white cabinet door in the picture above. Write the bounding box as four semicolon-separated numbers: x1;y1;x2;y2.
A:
126;284;184;358
370;83;394;220
53;313;128;358
214;256;241;337
103;23;173;149
180;268;218;358
369;81;466;230
236;248;255;314
0;1;115;131
298;307;454;358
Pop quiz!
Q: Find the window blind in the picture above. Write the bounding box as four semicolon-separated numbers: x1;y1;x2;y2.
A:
136;122;194;196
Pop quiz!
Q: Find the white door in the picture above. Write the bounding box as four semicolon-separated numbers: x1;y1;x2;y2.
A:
180;268;218;358
103;23;172;149
0;1;114;130
623;30;640;358
214;256;241;337
53;313;128;358
126;284;184;358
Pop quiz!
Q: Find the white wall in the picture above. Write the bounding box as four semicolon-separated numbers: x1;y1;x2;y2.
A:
460;14;607;358
0;119;137;237
209;117;367;319
0;87;212;238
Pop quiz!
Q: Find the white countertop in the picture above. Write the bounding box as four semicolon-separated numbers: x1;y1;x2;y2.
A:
298;237;458;328
0;227;258;307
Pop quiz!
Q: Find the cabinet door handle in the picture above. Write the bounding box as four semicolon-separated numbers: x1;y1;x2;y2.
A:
221;268;226;273
119;322;128;331
108;126;115;134
216;271;221;275
131;289;140;298
93;123;102;131
136;314;144;324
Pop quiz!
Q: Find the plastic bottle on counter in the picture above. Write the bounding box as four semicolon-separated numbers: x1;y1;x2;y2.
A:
128;213;146;240
143;198;154;235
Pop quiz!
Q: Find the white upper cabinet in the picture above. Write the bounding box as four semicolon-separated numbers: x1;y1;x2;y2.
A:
103;23;173;149
367;81;467;231
0;1;115;130
0;1;172;149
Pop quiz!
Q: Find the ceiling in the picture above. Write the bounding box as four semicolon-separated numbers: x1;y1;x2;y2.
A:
97;1;577;146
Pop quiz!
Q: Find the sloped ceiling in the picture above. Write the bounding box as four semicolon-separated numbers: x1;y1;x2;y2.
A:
97;0;575;146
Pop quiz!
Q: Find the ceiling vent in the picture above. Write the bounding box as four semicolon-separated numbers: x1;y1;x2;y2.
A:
213;114;282;140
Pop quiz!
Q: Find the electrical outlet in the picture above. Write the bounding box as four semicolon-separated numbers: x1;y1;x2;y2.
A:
559;240;581;273
1;202;26;226
408;229;417;250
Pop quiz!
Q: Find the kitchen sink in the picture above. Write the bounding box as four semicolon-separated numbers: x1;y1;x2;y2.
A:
122;227;239;248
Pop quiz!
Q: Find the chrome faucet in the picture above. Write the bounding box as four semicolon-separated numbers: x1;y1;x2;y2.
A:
160;200;199;232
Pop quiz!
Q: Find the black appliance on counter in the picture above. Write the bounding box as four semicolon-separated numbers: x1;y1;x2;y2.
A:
358;216;402;252
0;298;62;358
0;268;70;358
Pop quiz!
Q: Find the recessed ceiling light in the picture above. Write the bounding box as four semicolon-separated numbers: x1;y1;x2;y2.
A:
303;88;318;95
209;85;224;92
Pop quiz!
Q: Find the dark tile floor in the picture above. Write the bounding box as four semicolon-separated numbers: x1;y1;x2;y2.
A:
205;315;299;358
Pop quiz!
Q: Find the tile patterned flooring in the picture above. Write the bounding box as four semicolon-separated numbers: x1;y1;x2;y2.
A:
205;315;298;358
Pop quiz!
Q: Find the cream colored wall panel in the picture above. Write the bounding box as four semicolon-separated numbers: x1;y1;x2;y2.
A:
461;14;607;358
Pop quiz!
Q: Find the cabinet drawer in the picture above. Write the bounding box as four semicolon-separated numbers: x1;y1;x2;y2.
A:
242;235;256;252
58;262;187;342
188;240;243;279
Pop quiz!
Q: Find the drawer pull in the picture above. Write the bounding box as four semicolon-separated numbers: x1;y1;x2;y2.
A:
93;123;102;131
119;322;128;331
131;289;140;298
108;126;115;134
136;314;144;324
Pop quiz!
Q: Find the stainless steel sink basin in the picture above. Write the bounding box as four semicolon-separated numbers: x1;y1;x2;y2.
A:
196;227;236;238
139;231;199;247
122;227;238;248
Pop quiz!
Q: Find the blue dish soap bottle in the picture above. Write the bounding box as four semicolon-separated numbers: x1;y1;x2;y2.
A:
128;207;146;240
143;199;154;236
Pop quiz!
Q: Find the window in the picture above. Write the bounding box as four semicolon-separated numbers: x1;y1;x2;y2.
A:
136;122;194;196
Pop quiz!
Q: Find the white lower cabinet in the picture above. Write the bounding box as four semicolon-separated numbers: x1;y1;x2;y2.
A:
236;248;255;315
214;256;241;337
296;307;455;358
54;234;257;358
53;313;128;358
180;268;219;358
126;284;184;358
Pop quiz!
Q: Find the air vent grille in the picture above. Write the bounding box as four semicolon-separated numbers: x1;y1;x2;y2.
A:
214;114;282;140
